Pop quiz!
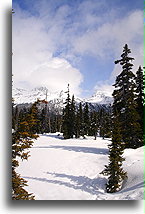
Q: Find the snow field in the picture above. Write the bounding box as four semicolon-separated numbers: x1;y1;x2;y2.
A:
17;133;144;200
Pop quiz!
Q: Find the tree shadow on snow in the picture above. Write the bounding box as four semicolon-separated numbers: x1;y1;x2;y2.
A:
32;145;108;155
120;181;144;193
24;172;107;196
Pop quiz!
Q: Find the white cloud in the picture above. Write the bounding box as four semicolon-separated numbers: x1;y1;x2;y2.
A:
13;2;143;97
28;57;83;95
12;5;83;96
73;10;143;60
94;81;114;97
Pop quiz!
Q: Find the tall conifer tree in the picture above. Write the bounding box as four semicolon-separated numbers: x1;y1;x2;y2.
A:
75;102;84;138
135;66;144;146
70;95;76;138
39;100;49;134
101;112;127;193
99;108;111;139
113;44;141;148
62;84;72;139
78;102;84;138
83;102;90;136
89;111;98;139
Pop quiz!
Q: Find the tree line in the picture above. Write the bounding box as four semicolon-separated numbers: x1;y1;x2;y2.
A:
12;97;112;140
62;84;112;140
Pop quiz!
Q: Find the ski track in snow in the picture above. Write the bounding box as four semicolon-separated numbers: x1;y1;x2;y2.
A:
17;133;144;200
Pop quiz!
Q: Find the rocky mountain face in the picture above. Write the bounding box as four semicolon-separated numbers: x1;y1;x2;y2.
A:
12;87;113;113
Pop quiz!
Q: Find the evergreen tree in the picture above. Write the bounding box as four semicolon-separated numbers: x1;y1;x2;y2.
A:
39;100;49;134
113;44;141;148
75;105;80;138
101;113;127;193
39;107;46;133
62;84;72;139
99;108;105;139
57;114;63;133
28;100;40;134
83;103;90;136
12;101;39;200
75;102;84;138
51;114;58;133
79;102;84;138
70;95;76;137
99;108;111;139
103;110;112;138
135;66;144;146
89;111;98;140
51;114;61;133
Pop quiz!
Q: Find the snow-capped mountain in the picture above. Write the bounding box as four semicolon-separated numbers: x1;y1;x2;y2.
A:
85;90;113;105
12;87;113;106
12;87;66;105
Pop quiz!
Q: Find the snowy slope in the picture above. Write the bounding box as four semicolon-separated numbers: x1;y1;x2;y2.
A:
12;87;113;105
12;87;66;105
17;134;144;200
86;90;113;105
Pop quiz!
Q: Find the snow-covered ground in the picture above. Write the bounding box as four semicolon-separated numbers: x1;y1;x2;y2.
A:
17;133;144;200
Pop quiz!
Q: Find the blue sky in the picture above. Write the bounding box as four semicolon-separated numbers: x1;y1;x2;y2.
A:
12;0;143;97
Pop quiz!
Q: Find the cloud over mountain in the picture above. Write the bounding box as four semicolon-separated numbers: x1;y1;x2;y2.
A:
13;0;143;97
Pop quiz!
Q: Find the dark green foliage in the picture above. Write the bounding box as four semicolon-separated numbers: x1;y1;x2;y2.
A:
70;95;76;137
39;107;46;133
61;86;113;139
102;44;145;194
78;103;84;138
28;100;40;134
101;114;127;193
99;108;106;139
50;114;62;133
75;102;85;138
39;101;49;134
104;107;112;138
89;111;98;140
54;114;63;133
75;105;81;138
12;101;39;200
12;170;34;200
83;103;90;136
113;44;142;148
98;108;112;139
62;84;74;139
135;66;144;146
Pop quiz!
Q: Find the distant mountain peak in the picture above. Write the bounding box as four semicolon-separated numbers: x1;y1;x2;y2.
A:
85;90;113;105
12;87;113;106
33;86;48;92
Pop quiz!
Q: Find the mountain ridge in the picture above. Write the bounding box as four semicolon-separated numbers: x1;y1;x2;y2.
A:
12;86;113;106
